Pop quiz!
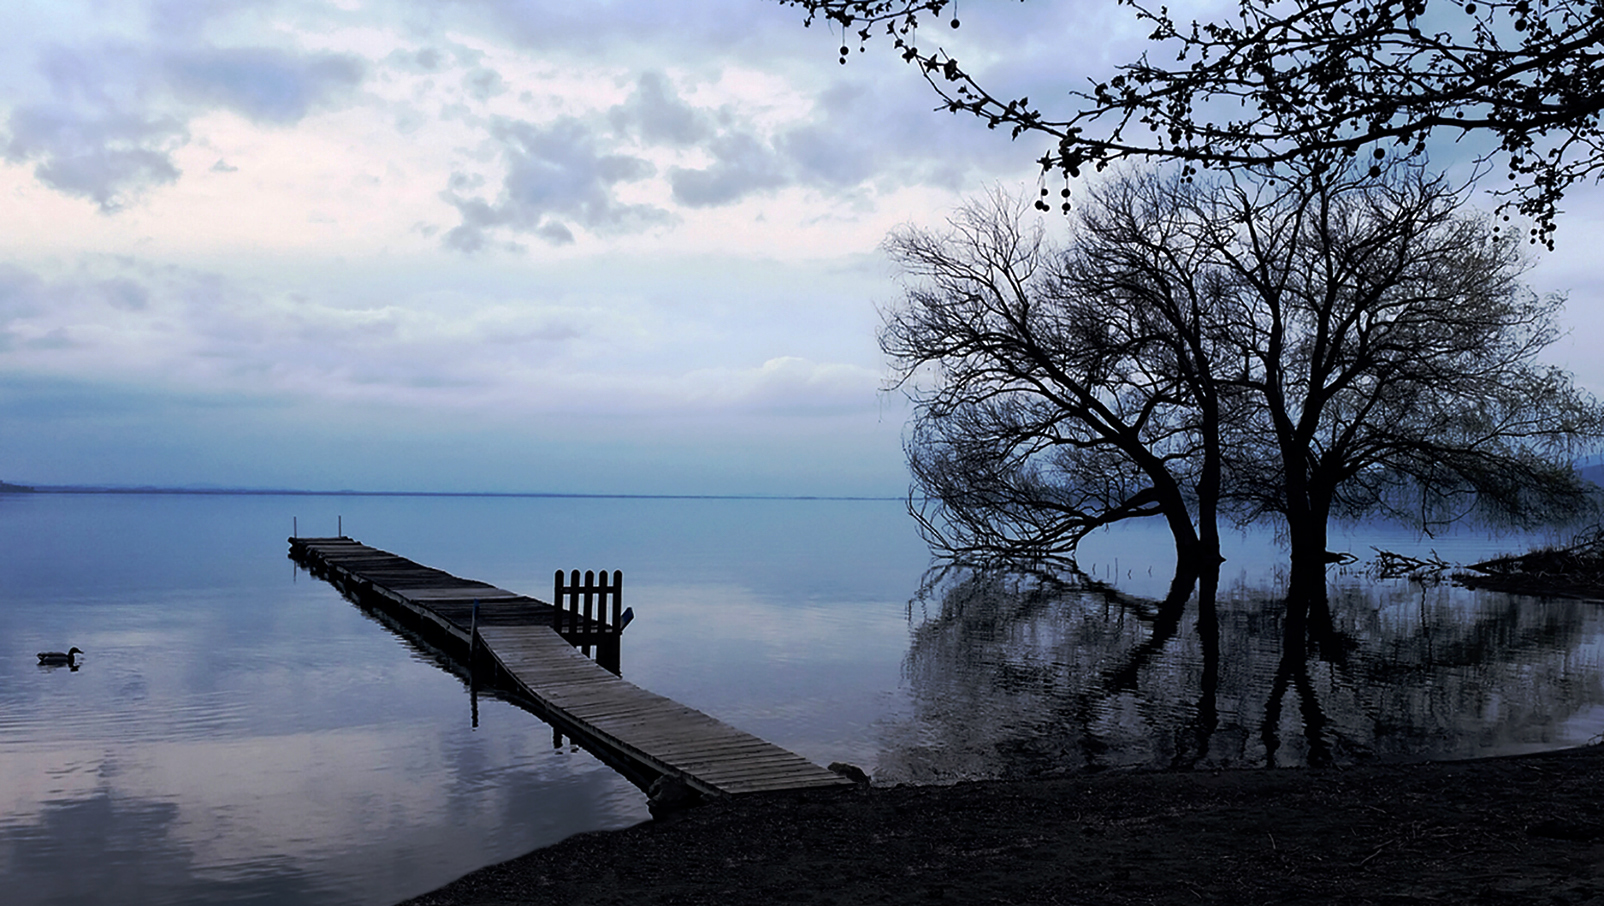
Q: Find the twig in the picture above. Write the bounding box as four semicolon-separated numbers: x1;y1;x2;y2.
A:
1358;838;1397;867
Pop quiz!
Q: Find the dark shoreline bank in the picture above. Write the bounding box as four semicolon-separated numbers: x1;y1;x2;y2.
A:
400;743;1604;905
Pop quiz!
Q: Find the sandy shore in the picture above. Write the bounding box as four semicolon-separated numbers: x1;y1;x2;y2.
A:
399;743;1604;905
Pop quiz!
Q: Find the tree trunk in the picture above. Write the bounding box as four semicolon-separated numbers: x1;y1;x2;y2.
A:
1285;478;1335;599
1284;515;1328;599
1134;446;1207;570
1197;418;1223;563
1166;510;1203;568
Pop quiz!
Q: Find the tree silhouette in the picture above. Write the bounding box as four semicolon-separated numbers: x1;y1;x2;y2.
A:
884;161;1602;574
882;185;1235;567
1209;160;1599;587
781;0;1604;247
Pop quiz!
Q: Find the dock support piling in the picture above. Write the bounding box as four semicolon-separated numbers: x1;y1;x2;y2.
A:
597;635;621;675
469;598;480;728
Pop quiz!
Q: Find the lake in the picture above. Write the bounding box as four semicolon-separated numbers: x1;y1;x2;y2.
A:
3;492;1602;905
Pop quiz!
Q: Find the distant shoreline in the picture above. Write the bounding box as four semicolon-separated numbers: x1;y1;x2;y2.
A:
0;483;899;501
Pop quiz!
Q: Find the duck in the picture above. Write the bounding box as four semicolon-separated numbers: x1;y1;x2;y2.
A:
37;647;82;666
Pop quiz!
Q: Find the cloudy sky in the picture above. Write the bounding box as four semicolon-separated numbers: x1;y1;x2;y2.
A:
3;0;1600;495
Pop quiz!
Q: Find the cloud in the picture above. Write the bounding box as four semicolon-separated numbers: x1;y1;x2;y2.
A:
626;69;1026;210
0;264;154;355
1;266;152;321
609;70;796;209
775;82;880;188
464;67;506;101
778;124;874;188
428;0;812;57
608;71;709;146
0;257;600;406
413;47;443;71
4;104;186;211
2;42;364;211
669;131;787;207
95;276;151;311
443;116;671;251
2;45;185;209
680;356;882;414
428;59;1005;243
164;47;364;124
0;267;45;352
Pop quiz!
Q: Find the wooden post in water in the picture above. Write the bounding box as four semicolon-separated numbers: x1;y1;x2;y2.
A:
469;598;480;728
596;570;622;674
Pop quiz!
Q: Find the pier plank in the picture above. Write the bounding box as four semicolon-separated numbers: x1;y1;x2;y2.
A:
290;538;852;797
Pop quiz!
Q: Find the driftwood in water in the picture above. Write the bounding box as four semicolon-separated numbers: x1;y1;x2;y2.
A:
1368;548;1452;582
1457;526;1604;599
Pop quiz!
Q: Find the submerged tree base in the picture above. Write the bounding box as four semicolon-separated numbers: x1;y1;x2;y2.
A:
402;743;1604;906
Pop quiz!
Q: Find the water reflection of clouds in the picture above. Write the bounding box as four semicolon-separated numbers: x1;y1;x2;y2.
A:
623;580;911;771
0;786;329;906
0;711;646;906
3;494;940;904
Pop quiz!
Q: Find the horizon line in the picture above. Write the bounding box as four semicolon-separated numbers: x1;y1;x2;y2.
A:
0;482;903;502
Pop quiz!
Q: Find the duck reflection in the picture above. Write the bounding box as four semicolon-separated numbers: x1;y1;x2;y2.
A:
877;558;1604;783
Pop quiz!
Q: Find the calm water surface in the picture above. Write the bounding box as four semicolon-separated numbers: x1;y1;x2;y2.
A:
3;493;1602;905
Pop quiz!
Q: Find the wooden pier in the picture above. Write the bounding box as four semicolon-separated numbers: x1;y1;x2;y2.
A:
289;536;853;798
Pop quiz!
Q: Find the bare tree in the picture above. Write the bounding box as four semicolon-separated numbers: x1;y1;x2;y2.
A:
1203;161;1602;588
1055;174;1251;563
780;0;1604;246
883;184;1231;567
886;162;1602;576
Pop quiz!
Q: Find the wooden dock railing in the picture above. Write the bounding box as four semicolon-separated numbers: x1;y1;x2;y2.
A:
552;569;630;672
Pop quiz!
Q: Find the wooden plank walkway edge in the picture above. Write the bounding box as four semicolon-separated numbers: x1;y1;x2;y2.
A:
288;536;853;799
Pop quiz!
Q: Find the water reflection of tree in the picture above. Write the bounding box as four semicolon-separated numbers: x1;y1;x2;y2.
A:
877;563;1604;784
